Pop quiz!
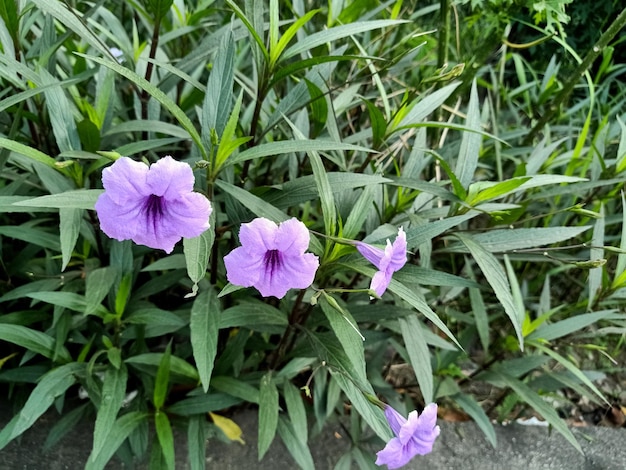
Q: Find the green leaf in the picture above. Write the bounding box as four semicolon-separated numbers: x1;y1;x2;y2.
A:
466;177;531;206
44;404;89;451
85;267;118;315
289;121;336;247
146;0;174;20
282;19;407;60
166;392;242;416
588;205;605;309
220;301;287;333
40;68;81;153
616;116;626;173
183;215;215;297
0;324;71;362
364;100;386;148
612;192;626;288
153;343;171;410
266;173;390;209
0;137;56;168
210;376;261;403
12;190;102;209
283;381;307;445
530;342;608;405
203;29;235;158
76;54;206;159
482;371;582;453
126;353;198;383
31;0;111;57
59;207;82;271
330;371;392;441
0;363;83;450
141;254;186;272
455;79;481;189
155;411;175;470
187;415;206;470
456;233;524;348
270;9;320;67
216;180;289;222
0;0;19;45
392;82;461;131
226;139;374;166
92;365;128;460
258;372;279;460
225;0;269;62
304;79;328;137
403;213;477;250
529;309;617;342
214;90;250;172
28;291;108;317
276;418;315;470
451;226;591;253
0;225;60;251
453;393;496;447
77;119;102;152
86;412;150;470
320;293;366;382
399;314;433;403
191;287;220;393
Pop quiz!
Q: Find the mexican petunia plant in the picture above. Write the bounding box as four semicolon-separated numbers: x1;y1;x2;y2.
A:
1;0;624;469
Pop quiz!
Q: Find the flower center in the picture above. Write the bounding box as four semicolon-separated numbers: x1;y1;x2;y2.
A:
264;249;282;276
143;194;165;229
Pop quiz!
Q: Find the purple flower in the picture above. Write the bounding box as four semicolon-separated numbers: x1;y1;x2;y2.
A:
356;227;407;297
223;217;319;298
375;403;440;469
95;156;211;253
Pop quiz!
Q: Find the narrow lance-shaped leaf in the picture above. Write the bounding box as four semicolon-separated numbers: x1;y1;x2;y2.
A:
399;314;434;403
258;372;278;460
455;79;481;189
153;343;171;410
60;207;82;271
184;211;215;298
76;54;207;159
92;365;128;460
86;412;149;470
191;287;220;392
456;233;524;348
155;411;175;470
0;363;83;450
588;204;605;309
320;293;366;382
203;29;235;159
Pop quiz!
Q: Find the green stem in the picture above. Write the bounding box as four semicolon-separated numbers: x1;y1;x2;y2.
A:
524;6;626;145
437;0;450;70
140;16;162;138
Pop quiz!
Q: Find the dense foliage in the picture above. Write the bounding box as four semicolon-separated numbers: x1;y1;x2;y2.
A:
1;0;625;468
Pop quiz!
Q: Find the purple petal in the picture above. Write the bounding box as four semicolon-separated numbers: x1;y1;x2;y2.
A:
96;156;212;253
375;437;413;469
224;247;264;288
253;252;319;298
383;405;407;436
94;192;145;241
275;218;310;255
398;404;440;454
356;241;385;268
370;270;392;297
155;193;211;238
389;227;407;271
146;155;195;199
239;218;279;254
101;157;150;205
